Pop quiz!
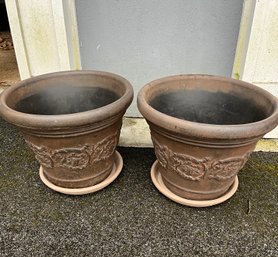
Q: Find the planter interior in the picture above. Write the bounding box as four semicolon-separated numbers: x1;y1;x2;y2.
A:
0;71;133;193
14;86;120;115
4;73;129;119
150;89;270;125
138;75;278;205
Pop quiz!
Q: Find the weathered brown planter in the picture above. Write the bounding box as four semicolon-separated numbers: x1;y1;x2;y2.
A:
0;70;133;195
138;75;278;207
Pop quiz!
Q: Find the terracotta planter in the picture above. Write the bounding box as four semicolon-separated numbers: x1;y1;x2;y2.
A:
0;70;133;194
138;75;278;207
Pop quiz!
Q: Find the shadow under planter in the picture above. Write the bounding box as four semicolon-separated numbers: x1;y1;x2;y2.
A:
138;74;278;207
0;70;133;194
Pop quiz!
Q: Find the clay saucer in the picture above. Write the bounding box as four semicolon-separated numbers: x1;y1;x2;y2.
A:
39;151;123;195
151;160;239;207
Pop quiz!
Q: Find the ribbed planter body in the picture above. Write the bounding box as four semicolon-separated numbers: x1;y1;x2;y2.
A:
138;75;278;201
0;71;133;189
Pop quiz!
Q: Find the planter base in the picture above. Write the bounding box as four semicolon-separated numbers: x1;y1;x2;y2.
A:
39;151;123;195
151;160;239;207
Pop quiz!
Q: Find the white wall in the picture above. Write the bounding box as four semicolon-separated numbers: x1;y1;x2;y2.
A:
76;0;243;116
5;0;81;80
241;0;278;138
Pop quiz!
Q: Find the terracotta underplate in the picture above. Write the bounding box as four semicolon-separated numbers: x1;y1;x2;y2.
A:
39;151;123;195
151;160;239;207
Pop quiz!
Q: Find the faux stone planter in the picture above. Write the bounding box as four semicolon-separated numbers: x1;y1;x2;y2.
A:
138;75;278;207
0;70;133;194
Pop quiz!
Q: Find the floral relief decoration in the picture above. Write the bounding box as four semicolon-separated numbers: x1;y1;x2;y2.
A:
26;132;118;170
153;138;250;181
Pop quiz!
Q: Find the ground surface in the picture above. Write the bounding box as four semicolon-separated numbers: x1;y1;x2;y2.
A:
0;119;277;257
0;31;20;92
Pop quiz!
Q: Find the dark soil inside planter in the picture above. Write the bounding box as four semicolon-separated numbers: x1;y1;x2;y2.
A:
14;86;120;115
150;90;270;125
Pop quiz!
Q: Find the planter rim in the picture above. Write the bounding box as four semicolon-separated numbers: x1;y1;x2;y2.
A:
137;74;278;141
0;70;133;129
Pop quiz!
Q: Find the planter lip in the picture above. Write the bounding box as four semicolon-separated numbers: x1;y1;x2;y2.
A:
0;70;133;130
137;74;278;141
